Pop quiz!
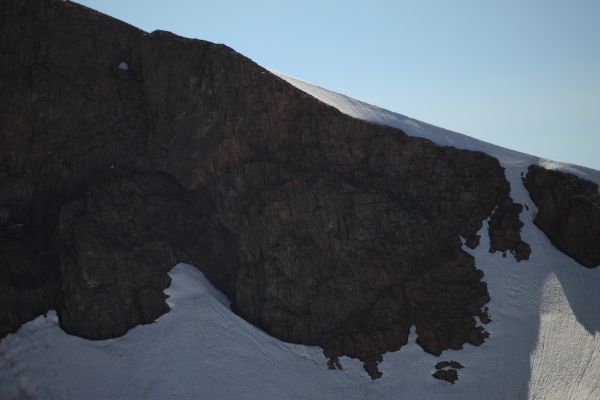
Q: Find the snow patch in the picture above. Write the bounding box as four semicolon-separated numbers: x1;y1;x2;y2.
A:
401;118;422;131
117;62;129;71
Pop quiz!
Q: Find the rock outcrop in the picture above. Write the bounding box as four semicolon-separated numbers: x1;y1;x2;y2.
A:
488;200;531;261
433;368;459;384
1;0;529;377
524;165;600;268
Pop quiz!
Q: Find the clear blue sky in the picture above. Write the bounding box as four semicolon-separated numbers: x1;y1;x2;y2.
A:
78;0;600;169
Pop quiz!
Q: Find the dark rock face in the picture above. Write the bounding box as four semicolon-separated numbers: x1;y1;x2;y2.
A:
435;361;451;369
433;368;459;384
1;0;529;377
57;172;213;338
488;201;531;261
524;165;600;268
1;0;151;337
435;360;464;370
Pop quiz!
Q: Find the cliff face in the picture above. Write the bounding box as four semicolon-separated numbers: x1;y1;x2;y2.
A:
524;165;600;268
0;0;529;377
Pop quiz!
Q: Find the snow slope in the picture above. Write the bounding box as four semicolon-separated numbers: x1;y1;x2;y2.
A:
1;73;600;400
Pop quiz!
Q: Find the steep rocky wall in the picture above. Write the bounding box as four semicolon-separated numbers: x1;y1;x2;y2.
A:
1;0;529;377
524;165;600;268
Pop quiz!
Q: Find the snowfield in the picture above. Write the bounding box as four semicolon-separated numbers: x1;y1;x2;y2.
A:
1;73;599;400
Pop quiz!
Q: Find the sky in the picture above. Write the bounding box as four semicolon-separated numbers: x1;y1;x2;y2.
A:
77;0;600;170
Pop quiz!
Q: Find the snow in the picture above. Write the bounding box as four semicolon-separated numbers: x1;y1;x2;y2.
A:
1;71;600;399
0;265;348;400
117;62;129;71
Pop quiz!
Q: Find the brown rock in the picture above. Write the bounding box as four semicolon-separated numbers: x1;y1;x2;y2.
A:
433;370;448;381
524;165;600;268
446;369;459;383
57;172;211;338
433;368;459;383
5;224;23;235
0;208;9;225
435;361;451;369
0;0;530;377
363;358;383;380
488;200;531;261
479;309;492;324
327;357;342;370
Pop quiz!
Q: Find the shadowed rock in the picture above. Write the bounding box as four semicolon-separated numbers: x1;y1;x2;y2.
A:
435;361;451;370
433;368;459;384
1;0;529;378
524;165;600;268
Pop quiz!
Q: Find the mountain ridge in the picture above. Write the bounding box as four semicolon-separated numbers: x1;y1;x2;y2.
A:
1;1;599;397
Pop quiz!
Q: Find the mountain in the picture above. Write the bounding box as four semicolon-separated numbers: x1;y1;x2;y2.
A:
1;1;599;399
273;71;600;269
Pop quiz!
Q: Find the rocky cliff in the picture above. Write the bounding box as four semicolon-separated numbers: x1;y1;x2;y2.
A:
524;165;600;268
0;0;530;377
